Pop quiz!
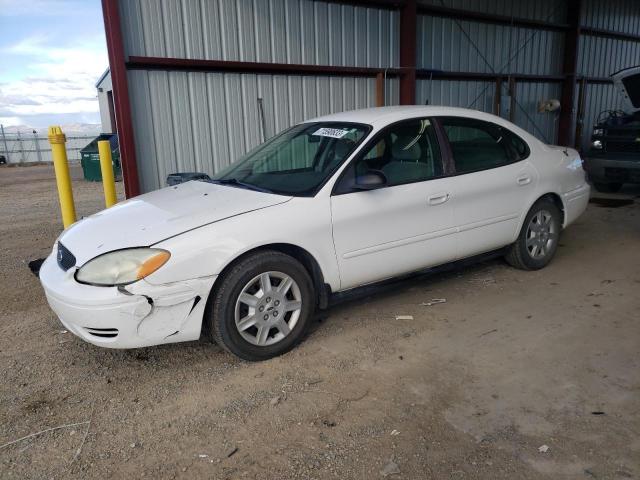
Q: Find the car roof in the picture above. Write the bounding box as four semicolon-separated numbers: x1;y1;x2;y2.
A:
304;106;507;128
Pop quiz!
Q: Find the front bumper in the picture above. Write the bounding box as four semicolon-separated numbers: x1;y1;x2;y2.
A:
39;254;215;349
583;156;640;183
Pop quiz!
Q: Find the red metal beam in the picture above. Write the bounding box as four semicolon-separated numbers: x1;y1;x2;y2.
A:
102;0;140;197
416;70;565;83
129;57;608;86
581;26;640;43
320;0;405;10
558;0;581;146
399;0;417;105
127;56;403;77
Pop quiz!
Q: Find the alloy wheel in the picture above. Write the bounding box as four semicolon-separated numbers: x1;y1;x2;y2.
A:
525;209;557;259
234;271;302;347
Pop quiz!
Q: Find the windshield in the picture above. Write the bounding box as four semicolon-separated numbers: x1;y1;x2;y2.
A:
212;122;370;196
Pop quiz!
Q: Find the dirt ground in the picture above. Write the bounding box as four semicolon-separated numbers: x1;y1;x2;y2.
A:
0;164;639;480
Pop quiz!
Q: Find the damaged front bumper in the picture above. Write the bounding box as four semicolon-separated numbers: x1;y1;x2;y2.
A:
39;254;216;349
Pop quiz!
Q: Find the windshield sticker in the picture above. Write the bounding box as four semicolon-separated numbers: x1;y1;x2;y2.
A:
312;127;350;139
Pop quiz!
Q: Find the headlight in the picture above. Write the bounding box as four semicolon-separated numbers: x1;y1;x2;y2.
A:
76;248;170;286
591;139;603;149
592;128;604;136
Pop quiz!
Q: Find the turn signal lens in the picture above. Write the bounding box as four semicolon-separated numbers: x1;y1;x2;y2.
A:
136;251;171;280
76;248;171;286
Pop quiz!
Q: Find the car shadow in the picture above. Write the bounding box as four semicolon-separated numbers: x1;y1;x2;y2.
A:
68;250;507;368
309;250;506;333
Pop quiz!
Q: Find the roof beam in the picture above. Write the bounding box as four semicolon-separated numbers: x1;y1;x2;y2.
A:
126;56;403;77
417;4;570;32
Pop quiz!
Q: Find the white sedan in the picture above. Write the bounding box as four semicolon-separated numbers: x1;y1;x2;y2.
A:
40;106;590;360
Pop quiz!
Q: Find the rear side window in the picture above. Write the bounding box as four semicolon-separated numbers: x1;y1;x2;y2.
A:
440;117;529;174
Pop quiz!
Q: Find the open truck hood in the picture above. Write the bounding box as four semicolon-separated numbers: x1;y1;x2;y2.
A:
612;66;640;110
59;181;291;266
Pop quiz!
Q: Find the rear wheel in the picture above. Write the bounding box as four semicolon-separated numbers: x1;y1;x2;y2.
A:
593;182;622;193
505;198;562;270
207;250;315;361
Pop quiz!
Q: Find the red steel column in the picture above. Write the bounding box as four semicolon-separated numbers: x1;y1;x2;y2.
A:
102;0;141;197
399;0;417;105
558;0;581;146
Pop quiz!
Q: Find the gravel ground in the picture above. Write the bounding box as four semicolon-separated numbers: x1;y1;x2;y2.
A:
0;164;639;480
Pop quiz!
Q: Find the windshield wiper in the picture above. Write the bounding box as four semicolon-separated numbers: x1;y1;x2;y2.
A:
211;178;273;194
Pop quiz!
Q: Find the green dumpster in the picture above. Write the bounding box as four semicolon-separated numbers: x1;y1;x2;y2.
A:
80;134;121;182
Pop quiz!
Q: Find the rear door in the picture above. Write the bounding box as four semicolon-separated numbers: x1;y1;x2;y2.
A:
330;118;457;290
436;117;537;258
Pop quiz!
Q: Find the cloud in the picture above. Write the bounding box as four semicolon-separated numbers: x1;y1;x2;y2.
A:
0;0;97;17
0;33;107;127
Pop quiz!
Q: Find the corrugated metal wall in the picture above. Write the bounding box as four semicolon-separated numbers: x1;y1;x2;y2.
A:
416;3;565;144
117;0;640;192
418;0;567;23
417;16;564;76
581;0;640;34
578;0;640;150
118;0;400;191
417;0;640;150
128;70;398;192
120;0;399;67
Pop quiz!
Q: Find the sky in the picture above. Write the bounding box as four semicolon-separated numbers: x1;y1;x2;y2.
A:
0;0;108;128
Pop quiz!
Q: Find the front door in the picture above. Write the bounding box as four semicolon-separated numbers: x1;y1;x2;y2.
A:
330;118;458;290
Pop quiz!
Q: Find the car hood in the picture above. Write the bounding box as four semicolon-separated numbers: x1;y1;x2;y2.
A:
59;181;292;266
612;66;640;110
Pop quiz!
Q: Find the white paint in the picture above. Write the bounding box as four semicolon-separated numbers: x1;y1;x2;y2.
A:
40;106;590;350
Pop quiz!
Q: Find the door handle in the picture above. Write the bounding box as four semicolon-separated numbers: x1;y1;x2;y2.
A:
428;192;450;205
517;175;532;186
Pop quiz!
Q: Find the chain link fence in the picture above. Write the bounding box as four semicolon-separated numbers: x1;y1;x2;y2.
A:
0;128;97;165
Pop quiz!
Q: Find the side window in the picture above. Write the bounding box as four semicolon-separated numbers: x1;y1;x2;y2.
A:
342;118;443;190
505;130;530;160
440;117;528;174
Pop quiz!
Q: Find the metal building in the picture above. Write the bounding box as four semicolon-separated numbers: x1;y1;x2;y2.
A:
96;69;116;134
100;0;640;196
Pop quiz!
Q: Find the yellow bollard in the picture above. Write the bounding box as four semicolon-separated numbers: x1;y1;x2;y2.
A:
48;126;77;228
97;140;117;208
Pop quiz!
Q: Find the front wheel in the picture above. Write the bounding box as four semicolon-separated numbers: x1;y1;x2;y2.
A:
505;198;562;270
206;250;315;361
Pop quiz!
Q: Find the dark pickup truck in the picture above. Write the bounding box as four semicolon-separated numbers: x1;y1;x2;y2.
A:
584;66;640;193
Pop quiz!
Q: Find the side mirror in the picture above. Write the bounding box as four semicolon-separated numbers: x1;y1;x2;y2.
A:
354;170;387;190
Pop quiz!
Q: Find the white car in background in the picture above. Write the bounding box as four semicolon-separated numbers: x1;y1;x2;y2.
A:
39;106;590;360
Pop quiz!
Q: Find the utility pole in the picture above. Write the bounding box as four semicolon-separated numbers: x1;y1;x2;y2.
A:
0;124;9;163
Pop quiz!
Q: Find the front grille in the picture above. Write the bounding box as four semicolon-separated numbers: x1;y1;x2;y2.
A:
606;141;640;153
57;242;76;271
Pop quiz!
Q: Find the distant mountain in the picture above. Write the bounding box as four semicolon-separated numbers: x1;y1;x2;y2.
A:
2;124;102;136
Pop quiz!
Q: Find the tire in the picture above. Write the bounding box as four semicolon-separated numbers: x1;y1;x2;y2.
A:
505;198;562;271
593;182;622;193
206;250;315;361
